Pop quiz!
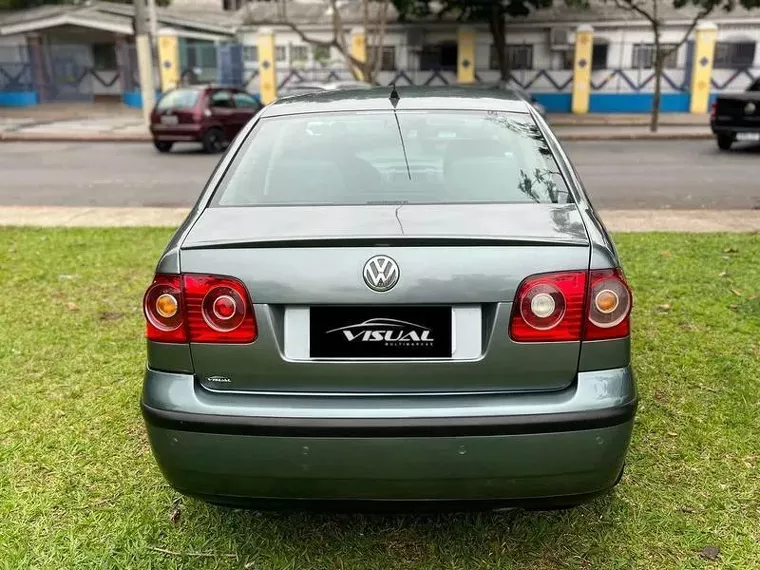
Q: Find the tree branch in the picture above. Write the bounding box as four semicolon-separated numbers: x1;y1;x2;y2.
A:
613;0;657;25
255;20;335;48
663;6;714;56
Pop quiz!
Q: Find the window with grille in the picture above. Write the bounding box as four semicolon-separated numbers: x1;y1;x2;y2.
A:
632;44;679;69
489;45;534;70
369;46;396;71
314;45;331;64
713;42;756;69
276;46;287;62
420;42;458;71
290;45;309;63
561;43;608;70
92;43;117;70
243;46;258;62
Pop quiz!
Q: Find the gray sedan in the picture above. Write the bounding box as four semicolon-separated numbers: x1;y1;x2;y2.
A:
141;87;636;510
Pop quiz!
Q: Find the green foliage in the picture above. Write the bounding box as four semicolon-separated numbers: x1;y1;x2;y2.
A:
395;0;553;21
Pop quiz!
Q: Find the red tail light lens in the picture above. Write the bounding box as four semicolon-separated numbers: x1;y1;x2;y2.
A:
509;268;632;342
585;268;632;340
509;271;587;342
182;274;257;343
143;275;186;343
710;101;717;119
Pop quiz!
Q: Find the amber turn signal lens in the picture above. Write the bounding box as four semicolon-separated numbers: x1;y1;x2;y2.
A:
594;289;619;314
155;293;179;318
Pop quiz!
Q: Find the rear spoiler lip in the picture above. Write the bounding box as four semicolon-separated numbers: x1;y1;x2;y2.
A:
180;235;590;250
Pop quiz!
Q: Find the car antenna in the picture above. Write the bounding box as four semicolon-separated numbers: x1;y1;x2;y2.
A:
389;85;400;109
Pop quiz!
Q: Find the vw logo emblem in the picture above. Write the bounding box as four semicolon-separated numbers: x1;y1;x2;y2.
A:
363;255;399;292
745;102;756;114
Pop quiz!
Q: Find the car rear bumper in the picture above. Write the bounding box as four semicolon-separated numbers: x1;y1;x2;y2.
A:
141;366;637;504
710;122;760;135
150;123;204;142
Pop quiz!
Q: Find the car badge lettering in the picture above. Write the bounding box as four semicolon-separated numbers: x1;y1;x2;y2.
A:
363;255;399;292
206;375;232;383
327;318;434;346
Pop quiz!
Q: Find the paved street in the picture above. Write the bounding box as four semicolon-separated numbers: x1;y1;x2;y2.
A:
1;140;759;209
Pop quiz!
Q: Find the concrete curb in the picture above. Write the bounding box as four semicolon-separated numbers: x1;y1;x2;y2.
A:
0;132;151;143
559;132;712;141
1;207;759;232
0;131;714;143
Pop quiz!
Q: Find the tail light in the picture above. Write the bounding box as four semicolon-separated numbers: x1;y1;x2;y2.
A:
144;275;186;342
710;101;717;120
509;269;632;342
142;274;257;344
584;268;632;340
510;271;587;342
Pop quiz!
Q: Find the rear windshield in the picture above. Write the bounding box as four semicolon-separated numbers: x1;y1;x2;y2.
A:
212;110;570;206
156;89;200;111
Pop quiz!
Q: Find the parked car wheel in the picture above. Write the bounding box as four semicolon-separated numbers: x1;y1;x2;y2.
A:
202;128;225;153
717;133;733;151
153;140;173;153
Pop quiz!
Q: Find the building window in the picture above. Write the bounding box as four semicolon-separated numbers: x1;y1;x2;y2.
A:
243;45;258;62
714;41;756;69
420;42;457;71
314;45;331;65
92;43;117;70
290;45;309;63
369;45;396;71
561;42;608;70
490;44;533;70
632;43;679;69
275;46;287;62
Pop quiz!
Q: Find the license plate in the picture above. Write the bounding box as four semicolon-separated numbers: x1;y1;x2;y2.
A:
160;115;178;125
736;133;760;142
310;306;452;358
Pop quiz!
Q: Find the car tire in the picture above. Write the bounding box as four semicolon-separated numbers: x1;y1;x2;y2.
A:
202;128;225;154
153;140;173;153
717;134;733;151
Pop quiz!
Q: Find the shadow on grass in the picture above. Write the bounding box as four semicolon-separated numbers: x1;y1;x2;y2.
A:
172;491;630;568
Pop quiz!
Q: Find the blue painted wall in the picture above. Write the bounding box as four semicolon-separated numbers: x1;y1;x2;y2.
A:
589;93;691;113
0;92;38;107
532;93;572;113
123;91;162;109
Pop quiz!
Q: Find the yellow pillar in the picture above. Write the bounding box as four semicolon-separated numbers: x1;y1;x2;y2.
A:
350;27;367;82
257;28;277;104
571;25;593;114
690;22;718;114
457;27;476;84
157;31;179;92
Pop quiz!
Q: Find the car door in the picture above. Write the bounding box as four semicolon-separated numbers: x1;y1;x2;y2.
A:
208;89;237;141
231;91;263;135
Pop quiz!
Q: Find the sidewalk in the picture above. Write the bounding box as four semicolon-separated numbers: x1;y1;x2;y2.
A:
1;206;758;232
0;103;713;142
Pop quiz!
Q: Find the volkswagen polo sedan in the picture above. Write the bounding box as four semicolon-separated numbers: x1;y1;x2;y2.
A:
141;87;636;509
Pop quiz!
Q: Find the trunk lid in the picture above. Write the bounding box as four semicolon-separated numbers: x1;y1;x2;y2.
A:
180;203;590;394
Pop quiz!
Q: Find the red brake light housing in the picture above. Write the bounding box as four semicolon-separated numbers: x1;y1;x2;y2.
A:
510;271;587;342
509;269;632;342
143;273;257;344
710;100;717;120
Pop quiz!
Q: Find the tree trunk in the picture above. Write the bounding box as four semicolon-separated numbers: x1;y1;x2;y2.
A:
650;29;663;133
488;7;508;82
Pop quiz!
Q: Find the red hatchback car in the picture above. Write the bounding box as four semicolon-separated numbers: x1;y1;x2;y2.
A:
149;86;263;153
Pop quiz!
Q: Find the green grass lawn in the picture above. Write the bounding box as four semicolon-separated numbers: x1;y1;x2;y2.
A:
0;228;758;570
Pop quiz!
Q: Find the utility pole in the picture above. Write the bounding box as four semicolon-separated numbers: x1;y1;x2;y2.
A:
134;0;156;125
147;0;158;48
